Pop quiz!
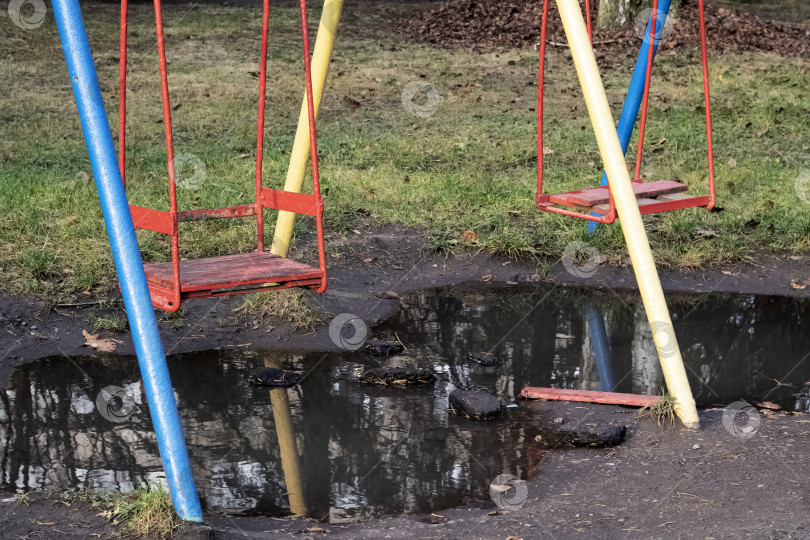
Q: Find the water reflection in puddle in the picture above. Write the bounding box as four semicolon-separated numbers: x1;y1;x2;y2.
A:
1;287;809;519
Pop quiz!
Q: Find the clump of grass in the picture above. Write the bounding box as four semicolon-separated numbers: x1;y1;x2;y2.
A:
160;307;187;330
87;312;128;334
105;485;180;540
638;390;678;427
233;288;325;331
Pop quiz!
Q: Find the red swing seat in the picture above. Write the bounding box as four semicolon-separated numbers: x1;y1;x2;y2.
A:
535;0;717;223
119;0;326;312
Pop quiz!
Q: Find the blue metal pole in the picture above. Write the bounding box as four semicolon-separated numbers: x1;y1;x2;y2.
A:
587;0;673;233
584;303;615;392
52;0;203;522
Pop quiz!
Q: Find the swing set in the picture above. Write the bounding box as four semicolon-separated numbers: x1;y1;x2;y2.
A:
535;0;717;223
118;0;716;313
118;0;326;312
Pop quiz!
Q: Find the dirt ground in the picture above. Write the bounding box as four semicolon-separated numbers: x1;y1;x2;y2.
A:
0;225;809;538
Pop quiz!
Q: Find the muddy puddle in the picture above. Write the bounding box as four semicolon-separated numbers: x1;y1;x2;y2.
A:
1;287;809;519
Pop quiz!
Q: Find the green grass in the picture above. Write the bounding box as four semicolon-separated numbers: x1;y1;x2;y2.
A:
638;390;678;427
104;485;180;539
0;2;808;306
87;311;128;333
233;288;326;331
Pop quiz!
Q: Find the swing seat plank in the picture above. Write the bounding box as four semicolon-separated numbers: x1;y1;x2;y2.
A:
550;180;688;208
144;252;323;293
521;387;659;407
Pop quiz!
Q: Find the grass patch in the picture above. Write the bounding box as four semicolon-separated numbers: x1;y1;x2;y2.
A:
233;288;325;331
104;485;180;539
638;390;678;427
0;2;808;307
160;307;187;330
87;311;128;333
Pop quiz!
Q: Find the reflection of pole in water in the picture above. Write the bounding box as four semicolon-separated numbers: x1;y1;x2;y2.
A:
631;304;664;395
264;356;307;517
585;303;616;392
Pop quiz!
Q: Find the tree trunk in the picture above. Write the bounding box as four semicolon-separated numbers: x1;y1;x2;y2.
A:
596;0;681;29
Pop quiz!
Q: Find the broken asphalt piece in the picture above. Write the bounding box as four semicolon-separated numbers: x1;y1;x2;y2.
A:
466;352;503;366
363;339;404;356
360;367;436;386
249;367;303;388
547;423;627;447
449;389;505;420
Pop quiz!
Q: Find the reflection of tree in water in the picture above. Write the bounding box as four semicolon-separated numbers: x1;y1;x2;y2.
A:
0;349;539;520
0;354;291;515
0;359;162;495
381;288;810;407
2;290;809;521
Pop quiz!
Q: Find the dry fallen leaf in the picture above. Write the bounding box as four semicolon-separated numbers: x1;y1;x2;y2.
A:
790;279;807;290
363;257;375;263
375;291;400;300
696;229;719;238
481;274;493;282
543;147;554;155
82;330;117;353
459;230;479;243
756;401;781;411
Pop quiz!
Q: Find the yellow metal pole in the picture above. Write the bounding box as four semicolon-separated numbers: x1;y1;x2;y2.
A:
265;356;307;516
556;0;700;429
269;387;308;516
271;0;344;257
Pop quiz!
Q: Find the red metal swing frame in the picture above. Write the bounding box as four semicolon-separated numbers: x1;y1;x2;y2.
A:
119;0;327;312
535;0;716;223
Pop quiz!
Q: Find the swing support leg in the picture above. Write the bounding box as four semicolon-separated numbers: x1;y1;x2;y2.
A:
556;0;700;429
52;0;204;519
271;0;344;258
